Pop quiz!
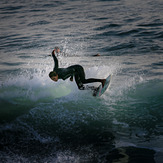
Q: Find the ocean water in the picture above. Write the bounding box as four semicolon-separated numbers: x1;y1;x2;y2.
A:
0;0;163;162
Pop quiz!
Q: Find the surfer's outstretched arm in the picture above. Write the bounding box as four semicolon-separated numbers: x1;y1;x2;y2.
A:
52;50;59;70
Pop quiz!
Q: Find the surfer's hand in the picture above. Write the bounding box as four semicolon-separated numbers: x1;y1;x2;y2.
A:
70;76;73;82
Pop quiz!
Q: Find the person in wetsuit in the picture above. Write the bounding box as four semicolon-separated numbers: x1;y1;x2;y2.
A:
49;47;106;90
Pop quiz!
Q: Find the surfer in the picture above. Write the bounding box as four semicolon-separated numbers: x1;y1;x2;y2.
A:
49;48;106;90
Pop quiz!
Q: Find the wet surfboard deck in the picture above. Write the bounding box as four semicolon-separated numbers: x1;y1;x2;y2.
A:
93;74;112;97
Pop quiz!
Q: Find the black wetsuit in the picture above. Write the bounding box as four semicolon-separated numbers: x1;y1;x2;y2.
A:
52;54;102;90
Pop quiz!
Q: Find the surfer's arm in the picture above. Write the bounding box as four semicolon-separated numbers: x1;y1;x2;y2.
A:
52;50;59;70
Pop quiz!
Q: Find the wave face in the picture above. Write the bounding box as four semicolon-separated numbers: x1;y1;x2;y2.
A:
0;0;163;162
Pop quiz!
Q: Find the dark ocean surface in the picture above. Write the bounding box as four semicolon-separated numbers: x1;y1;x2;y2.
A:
0;0;163;162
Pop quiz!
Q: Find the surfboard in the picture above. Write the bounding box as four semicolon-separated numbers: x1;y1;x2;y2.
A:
93;74;112;97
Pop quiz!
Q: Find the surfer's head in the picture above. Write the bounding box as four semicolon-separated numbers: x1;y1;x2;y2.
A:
49;71;58;82
52;47;60;56
54;47;60;53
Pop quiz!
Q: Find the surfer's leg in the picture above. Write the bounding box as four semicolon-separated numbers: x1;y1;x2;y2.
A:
75;65;106;86
82;78;106;87
74;65;105;89
74;74;85;90
74;76;97;91
74;74;97;90
74;65;86;90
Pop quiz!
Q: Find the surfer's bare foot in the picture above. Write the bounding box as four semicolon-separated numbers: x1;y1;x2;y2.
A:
102;79;106;87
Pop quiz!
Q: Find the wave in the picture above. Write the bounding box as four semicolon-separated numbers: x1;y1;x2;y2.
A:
0;58;162;162
0;62;119;122
0;76;162;159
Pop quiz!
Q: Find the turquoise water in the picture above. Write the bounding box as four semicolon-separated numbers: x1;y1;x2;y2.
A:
0;0;163;162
